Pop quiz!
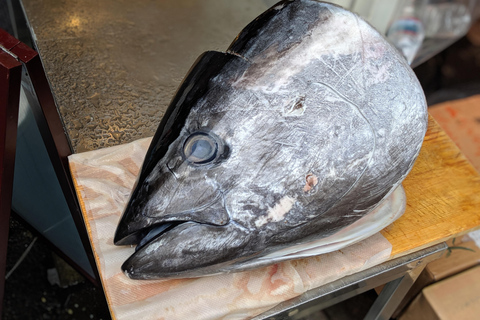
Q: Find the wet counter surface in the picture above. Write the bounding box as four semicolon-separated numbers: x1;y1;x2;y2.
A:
21;0;276;153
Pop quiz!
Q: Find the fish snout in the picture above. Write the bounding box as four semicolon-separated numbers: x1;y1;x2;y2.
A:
121;222;252;279
114;159;231;245
114;191;230;244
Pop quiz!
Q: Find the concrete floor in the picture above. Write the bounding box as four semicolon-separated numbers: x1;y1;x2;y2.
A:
2;217;110;320
2;6;480;320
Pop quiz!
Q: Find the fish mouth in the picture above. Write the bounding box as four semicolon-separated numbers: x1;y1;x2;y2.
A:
119;220;254;280
114;191;230;246
114;189;237;279
120;220;198;279
123;213;228;253
132;222;180;253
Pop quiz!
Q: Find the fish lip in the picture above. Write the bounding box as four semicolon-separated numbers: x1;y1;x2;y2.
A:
114;204;231;246
113;218;186;246
113;222;142;245
120;221;254;280
120;221;211;279
116;220;188;250
115;191;230;245
132;222;182;253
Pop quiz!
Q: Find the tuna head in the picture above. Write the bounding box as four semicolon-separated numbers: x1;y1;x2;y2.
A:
114;0;428;279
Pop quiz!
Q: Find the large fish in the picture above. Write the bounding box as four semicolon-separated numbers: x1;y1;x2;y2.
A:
114;0;427;279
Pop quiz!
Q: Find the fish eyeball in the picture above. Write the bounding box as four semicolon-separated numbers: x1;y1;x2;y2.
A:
183;131;220;165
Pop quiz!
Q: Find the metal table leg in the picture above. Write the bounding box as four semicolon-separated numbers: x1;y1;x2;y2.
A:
364;246;434;320
0;44;22;316
0;28;100;285
254;243;447;320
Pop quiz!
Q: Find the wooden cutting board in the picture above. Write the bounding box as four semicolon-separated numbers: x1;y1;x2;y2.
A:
383;115;480;258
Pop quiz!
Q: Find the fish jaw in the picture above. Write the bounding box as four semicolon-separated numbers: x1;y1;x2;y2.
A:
113;166;231;245
121;222;255;279
113;51;247;246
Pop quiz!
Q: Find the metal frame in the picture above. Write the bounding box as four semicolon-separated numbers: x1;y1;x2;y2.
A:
254;243;447;320
0;28;100;285
0;41;22;316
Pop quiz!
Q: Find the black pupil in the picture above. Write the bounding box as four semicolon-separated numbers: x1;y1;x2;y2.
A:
184;133;217;164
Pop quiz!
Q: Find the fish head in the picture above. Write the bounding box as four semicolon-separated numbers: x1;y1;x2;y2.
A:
114;50;376;278
114;0;428;279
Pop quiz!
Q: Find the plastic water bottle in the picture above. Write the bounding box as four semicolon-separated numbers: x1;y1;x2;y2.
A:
387;17;425;65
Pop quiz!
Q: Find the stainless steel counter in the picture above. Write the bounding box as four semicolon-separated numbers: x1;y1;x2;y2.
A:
21;0;274;152
21;0;474;153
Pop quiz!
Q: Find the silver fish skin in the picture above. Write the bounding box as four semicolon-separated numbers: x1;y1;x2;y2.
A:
114;0;428;280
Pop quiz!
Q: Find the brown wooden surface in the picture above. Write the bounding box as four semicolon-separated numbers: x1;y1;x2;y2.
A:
382;115;480;258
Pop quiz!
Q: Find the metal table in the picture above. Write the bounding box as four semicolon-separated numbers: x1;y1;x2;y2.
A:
254;243;446;320
10;0;480;318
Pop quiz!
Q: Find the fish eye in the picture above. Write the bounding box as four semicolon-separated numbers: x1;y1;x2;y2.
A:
183;131;221;165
